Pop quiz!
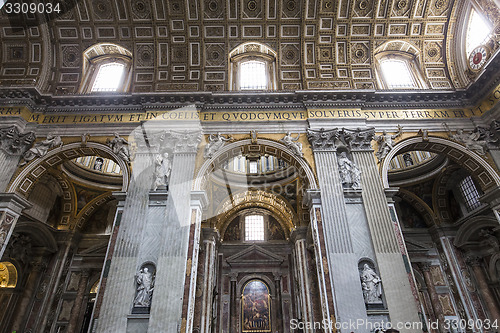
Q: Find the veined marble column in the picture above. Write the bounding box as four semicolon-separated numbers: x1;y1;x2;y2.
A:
345;128;421;330
420;264;445;332
180;191;208;333
291;227;314;332
466;256;500;321
67;270;91;332
306;128;368;330
200;228;219;333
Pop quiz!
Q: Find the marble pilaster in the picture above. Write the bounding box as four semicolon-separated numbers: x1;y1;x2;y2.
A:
0;193;32;258
0;126;35;191
349;128;421;330
306;128;368;330
148;132;201;333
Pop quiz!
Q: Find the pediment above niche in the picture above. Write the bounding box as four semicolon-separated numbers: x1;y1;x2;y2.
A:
226;244;285;266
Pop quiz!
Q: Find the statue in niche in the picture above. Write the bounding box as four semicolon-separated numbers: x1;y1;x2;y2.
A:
373;125;403;162
360;264;383;304
338;152;361;189
107;133;130;163
280;132;304;157
93;157;104;171
204;132;233;159
21;133;63;165
133;267;154;307
443;123;488;155
152;152;171;191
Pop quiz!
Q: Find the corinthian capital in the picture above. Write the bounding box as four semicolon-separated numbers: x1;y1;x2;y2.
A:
172;131;202;153
339;127;375;151
307;128;338;151
0;126;36;156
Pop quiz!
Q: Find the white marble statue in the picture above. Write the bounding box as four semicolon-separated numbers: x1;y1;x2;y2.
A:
338;152;361;189
204;132;232;158
107;133;130;162
280;132;303;157
374;125;403;162
444;123;488;155
133;268;154;307
360;264;383;304
152;152;171;191
21;134;63;165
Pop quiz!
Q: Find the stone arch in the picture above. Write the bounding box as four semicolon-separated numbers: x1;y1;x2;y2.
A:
216;192;296;239
14;220;58;254
7;141;130;196
454;215;498;248
397;189;437;227
380;136;500;191
74;193;115;230
194;138;318;191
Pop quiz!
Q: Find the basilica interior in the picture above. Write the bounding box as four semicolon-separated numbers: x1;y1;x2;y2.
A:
0;0;500;332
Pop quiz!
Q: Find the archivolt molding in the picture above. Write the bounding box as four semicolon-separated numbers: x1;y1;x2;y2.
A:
454;215;498;248
215;190;298;235
8;141;130;196
397;188;437;227
75;192;114;230
194;138;318;191
380;136;500;191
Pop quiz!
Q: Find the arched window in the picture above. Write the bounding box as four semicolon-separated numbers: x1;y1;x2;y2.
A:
229;42;277;91
245;214;265;241
375;52;427;89
458;175;481;212
79;43;132;94
465;8;492;57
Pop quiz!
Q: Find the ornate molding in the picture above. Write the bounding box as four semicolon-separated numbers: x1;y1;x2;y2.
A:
307;128;338;151
0;126;35;156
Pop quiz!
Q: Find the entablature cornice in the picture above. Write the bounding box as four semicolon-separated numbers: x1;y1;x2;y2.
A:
0;51;498;114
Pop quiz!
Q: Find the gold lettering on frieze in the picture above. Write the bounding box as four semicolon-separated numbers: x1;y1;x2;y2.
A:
0;106;486;124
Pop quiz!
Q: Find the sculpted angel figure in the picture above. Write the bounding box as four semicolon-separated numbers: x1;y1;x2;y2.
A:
107;133;130;162
338;152;361;189
443;123;488;155
21;133;63;165
152;152;171;191
133;267;154;307
204;132;232;158
280;132;303;157
374;125;403;162
360;264;383;304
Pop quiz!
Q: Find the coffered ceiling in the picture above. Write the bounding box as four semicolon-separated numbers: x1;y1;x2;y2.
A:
0;0;498;94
